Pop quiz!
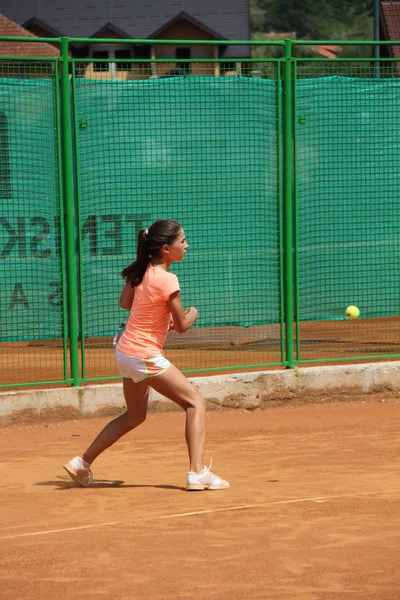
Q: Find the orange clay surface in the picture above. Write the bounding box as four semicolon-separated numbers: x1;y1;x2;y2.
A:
1;317;400;387
1;399;400;599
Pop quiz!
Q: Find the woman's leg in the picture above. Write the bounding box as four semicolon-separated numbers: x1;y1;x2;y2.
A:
149;364;206;473
82;378;149;465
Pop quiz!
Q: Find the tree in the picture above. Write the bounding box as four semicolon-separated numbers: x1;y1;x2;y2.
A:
251;0;374;60
253;0;373;38
255;0;332;38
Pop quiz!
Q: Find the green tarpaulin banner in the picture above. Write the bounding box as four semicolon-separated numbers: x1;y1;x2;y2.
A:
1;75;399;342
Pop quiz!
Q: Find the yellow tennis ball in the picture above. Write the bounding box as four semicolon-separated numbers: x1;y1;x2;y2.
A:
345;305;360;319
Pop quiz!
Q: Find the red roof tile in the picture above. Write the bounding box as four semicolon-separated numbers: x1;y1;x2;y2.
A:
381;2;400;57
0;13;59;57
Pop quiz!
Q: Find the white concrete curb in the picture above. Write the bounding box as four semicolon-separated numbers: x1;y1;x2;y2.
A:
1;361;400;424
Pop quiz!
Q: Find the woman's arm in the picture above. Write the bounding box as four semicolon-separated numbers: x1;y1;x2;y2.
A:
119;281;135;310
168;291;198;333
168;307;191;331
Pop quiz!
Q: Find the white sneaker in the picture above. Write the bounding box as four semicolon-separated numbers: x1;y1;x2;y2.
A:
187;460;230;491
63;456;93;487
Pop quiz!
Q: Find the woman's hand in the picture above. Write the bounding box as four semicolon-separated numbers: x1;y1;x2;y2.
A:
169;308;195;331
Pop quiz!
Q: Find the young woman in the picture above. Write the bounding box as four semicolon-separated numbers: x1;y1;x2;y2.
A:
63;219;229;491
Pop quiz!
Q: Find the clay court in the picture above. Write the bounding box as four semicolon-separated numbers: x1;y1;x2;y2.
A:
1;398;400;599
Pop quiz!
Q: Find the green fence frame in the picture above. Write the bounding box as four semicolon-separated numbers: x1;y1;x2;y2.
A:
0;36;400;388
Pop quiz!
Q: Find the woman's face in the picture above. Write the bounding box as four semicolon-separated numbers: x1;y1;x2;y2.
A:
168;229;189;262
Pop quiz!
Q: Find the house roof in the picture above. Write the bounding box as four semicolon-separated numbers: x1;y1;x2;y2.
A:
0;0;250;57
149;11;227;41
381;1;400;57
0;13;59;57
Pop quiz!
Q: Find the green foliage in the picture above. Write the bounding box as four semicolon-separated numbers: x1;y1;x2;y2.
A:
256;0;322;38
252;0;374;58
250;0;266;31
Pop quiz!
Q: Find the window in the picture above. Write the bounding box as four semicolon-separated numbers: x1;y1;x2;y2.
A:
134;45;151;59
91;47;135;74
221;62;236;73
176;48;191;74
176;47;191;60
92;50;109;72
115;49;132;71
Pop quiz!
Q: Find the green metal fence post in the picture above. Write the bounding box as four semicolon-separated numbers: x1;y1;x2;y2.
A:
283;40;295;368
60;37;79;385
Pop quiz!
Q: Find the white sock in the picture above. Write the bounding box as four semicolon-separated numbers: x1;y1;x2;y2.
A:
70;456;90;470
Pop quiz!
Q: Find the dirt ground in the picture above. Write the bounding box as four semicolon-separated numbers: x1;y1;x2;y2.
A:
1;399;400;599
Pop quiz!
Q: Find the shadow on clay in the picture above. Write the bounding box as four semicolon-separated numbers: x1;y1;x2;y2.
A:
35;475;186;491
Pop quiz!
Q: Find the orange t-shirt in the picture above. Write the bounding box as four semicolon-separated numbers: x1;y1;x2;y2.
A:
117;264;180;358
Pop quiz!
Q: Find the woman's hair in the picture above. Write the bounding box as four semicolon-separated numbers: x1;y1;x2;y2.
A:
121;219;182;286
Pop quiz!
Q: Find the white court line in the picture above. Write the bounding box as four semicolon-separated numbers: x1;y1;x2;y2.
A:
1;489;398;541
270;489;400;506
0;522;120;541
152;504;258;520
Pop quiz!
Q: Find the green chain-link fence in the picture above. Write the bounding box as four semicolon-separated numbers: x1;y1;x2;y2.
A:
0;37;399;388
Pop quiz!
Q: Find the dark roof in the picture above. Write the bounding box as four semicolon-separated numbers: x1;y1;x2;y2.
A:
381;2;400;58
0;0;250;57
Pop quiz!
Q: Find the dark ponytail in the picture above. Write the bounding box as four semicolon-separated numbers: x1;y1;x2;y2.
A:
120;229;149;286
121;219;182;286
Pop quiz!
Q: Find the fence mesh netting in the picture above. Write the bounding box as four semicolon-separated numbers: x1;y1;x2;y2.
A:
1;59;400;386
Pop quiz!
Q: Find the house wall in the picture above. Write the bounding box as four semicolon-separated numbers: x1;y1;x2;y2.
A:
80;28;125;80
0;19;241;80
154;19;216;77
81;20;226;80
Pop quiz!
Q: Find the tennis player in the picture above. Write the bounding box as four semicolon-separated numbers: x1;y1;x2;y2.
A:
64;219;229;491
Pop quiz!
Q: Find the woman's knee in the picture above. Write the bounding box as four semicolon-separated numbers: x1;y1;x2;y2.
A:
185;391;206;412
124;409;147;430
